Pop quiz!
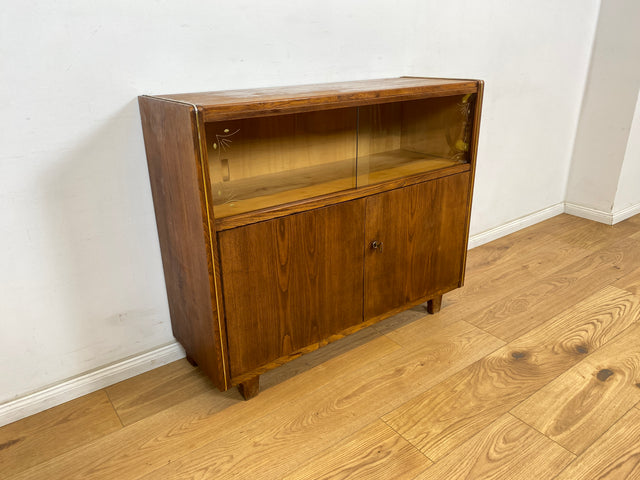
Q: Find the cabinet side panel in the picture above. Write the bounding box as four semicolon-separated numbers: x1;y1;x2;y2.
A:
218;200;365;378
459;80;484;284
138;97;228;390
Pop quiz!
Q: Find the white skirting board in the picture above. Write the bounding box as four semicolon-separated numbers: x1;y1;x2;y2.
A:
467;203;565;249
469;201;640;250
0;342;185;428
613;203;640;224
564;202;615;225
2;200;638;428
564;201;640;225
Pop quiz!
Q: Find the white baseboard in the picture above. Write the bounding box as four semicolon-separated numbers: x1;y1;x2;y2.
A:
612;203;640;224
0;342;185;428
564;201;640;225
469;201;640;251
564;202;614;225
468;203;565;249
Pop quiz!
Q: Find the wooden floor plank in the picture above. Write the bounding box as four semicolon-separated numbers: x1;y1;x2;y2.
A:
613;265;640;296
511;321;640;455
382;286;640;461
413;413;574;479
9;335;401;480
0;391;121;478
468;233;640;341
380;309;465;349
552;214;640;250
463;214;586;274
434;219;628;340
105;358;217;426
400;238;594;349
132;321;503;480
463;213;634;283
282;420;431;480
626;214;640;227
450;232;590;311
555;407;640;479
105;327;383;427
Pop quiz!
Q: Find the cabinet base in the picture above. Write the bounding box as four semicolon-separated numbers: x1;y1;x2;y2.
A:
237;376;260;400
427;295;443;314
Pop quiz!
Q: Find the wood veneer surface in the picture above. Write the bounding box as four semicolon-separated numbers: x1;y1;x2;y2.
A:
154;77;479;121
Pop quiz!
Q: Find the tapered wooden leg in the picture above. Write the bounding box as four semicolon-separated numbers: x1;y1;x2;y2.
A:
427;295;443;314
238;376;260;400
185;354;198;367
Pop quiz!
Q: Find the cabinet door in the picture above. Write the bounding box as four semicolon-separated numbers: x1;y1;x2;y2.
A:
218;200;365;378
364;172;471;320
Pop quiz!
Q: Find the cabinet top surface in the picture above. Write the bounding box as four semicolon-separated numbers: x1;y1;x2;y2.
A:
146;77;481;120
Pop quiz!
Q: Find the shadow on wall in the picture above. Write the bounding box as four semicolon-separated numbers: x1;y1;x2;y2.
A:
35;99;173;382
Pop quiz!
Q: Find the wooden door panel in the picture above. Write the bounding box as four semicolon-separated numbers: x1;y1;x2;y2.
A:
364;172;471;320
218;200;365;378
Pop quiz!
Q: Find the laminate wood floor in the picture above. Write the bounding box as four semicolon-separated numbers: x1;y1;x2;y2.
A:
3;213;640;479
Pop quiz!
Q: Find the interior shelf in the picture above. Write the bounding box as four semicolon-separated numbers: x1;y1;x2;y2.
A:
358;149;463;185
211;150;462;219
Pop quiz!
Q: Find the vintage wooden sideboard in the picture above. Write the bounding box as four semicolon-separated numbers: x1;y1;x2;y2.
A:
138;77;484;399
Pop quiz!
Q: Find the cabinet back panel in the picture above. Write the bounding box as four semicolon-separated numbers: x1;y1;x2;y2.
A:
218;200;365;378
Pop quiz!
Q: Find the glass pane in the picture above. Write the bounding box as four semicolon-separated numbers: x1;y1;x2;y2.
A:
357;94;475;186
206;108;357;218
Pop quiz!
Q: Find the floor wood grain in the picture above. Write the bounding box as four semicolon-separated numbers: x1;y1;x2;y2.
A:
2;213;640;480
468;233;640;341
282;420;432;480
413;413;575;479
511;321;640;455
382;286;640;461
555;407;640;479
0;391;121;478
8;335;402;480
105;358;218;426
135;321;501;480
614;265;640;296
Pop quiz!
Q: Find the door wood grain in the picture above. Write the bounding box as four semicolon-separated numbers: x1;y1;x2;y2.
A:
218;200;365;378
364;172;470;320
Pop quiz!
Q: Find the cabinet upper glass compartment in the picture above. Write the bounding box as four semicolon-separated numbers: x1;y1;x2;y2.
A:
205;91;476;219
206;108;357;218
357;93;475;186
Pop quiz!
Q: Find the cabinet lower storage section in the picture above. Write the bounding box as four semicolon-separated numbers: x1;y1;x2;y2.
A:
139;77;483;399
218;172;471;385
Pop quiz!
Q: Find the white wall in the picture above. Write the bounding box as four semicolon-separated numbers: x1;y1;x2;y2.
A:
566;0;640;216
410;1;600;235
614;90;640;217
0;0;424;408
1;1;599;414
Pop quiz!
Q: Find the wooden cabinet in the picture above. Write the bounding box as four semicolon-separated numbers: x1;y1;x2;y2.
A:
138;77;483;399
